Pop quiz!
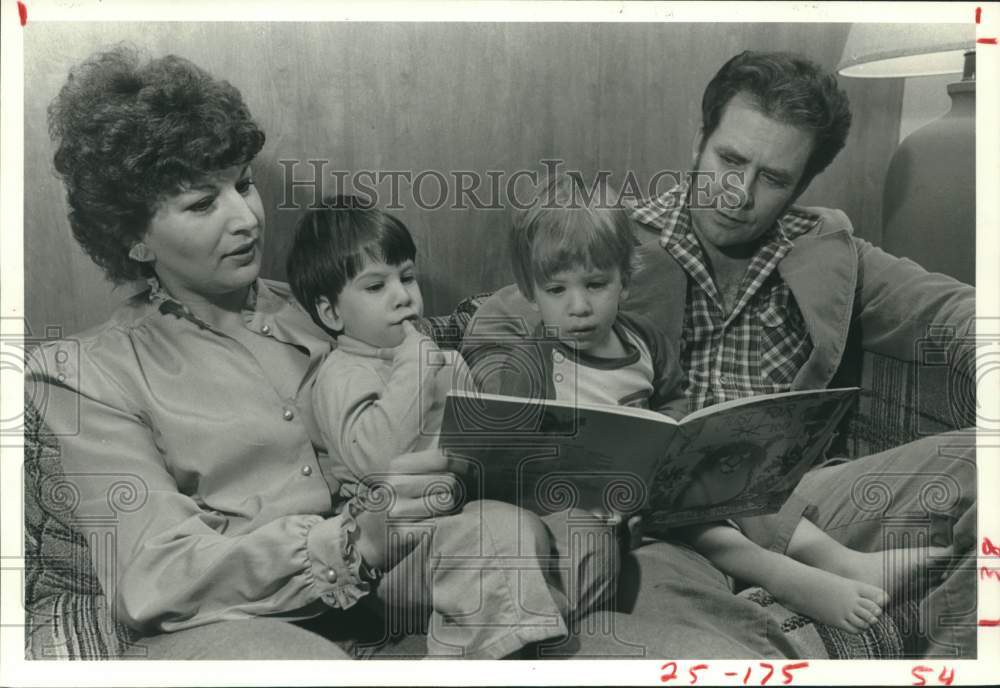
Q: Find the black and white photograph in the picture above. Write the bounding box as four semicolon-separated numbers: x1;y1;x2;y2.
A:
1;1;997;685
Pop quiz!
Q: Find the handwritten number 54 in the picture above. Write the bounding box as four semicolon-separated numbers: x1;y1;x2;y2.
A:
911;665;955;686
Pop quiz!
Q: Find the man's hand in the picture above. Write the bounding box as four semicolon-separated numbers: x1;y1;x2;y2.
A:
354;448;458;570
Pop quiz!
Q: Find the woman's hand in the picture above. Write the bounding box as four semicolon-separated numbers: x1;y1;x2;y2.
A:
625;513;644;550
588;508;645;551
354;448;458;570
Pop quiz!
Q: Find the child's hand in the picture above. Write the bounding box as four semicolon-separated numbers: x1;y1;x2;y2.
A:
354;449;459;570
405;316;435;339
400;318;452;368
400;317;428;341
396;318;432;355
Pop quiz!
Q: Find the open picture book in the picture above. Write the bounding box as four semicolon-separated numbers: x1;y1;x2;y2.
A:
439;387;858;531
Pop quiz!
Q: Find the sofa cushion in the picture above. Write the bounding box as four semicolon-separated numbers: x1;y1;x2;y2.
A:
23;395;139;659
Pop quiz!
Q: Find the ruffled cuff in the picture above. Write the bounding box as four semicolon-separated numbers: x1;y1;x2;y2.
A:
305;500;378;609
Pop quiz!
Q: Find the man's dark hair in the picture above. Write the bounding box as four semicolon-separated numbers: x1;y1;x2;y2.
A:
287;195;417;336
701;51;852;189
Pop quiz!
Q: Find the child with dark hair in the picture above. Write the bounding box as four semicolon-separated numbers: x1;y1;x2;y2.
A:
288;195;473;495
288;195;621;655
484;173;907;635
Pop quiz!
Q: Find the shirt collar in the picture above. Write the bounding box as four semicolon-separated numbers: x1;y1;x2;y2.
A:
633;180;819;254
333;334;397;362
145;276;260;329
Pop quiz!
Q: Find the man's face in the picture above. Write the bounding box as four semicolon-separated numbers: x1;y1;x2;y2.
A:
689;93;815;253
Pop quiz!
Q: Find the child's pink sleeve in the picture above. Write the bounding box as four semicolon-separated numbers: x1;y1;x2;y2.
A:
313;343;439;486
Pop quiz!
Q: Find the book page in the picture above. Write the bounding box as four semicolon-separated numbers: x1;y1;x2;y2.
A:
646;387;857;530
447;389;679;425
680;386;860;423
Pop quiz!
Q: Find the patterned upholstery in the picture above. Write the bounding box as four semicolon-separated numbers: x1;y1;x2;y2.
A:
23;292;972;659
23;395;140;659
424;292;495;351
741;588;920;659
846;349;976;458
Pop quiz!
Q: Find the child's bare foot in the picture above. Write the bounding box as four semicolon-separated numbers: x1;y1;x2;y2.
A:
786;520;957;598
825;545;953;596
768;561;889;634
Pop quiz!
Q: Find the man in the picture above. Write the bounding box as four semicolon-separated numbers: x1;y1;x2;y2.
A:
462;51;976;658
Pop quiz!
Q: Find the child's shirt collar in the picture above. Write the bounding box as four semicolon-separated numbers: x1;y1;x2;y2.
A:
333;334;397;362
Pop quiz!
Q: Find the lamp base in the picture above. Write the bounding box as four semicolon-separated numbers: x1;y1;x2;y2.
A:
881;78;975;286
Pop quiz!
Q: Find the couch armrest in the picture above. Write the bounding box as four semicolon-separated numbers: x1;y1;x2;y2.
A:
842;348;976;459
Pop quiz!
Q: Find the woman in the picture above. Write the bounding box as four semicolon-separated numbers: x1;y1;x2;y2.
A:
31;46;589;659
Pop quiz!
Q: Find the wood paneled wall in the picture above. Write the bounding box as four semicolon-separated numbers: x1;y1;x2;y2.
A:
24;22;902;336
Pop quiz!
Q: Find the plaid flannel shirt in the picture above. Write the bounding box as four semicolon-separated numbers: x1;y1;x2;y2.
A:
630;185;818;409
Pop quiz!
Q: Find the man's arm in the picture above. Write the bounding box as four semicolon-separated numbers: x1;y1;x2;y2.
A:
853;237;975;381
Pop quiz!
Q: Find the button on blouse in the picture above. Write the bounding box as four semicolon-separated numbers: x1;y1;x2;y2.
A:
28;278;373;633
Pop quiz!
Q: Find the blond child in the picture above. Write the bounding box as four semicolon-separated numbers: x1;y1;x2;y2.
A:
484;173;906;634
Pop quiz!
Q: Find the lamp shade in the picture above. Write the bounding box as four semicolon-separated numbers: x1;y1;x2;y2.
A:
837;24;974;78
838;23;977;286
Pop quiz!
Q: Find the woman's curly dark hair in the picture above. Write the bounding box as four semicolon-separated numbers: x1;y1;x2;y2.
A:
47;45;266;283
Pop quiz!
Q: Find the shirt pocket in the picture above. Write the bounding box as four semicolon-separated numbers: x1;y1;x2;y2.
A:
755;290;811;388
758;301;786;328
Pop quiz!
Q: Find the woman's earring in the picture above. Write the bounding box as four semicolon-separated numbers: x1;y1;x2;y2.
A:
128;243;154;262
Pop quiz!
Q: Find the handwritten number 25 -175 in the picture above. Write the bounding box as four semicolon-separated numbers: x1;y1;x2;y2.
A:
659;661;808;685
